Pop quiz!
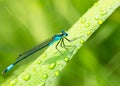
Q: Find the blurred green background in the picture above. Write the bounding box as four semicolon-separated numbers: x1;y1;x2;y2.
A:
0;0;120;86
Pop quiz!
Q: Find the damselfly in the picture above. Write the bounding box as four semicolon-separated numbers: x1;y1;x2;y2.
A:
2;30;71;74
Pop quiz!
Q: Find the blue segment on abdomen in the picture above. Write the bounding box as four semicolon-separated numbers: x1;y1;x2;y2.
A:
49;36;61;46
7;64;14;71
54;36;61;41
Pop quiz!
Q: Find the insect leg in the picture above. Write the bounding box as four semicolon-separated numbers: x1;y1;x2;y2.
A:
55;39;63;55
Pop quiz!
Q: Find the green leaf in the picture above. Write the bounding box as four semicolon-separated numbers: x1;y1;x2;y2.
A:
2;0;120;86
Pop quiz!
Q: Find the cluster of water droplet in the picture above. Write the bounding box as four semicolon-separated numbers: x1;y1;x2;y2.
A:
8;1;111;85
79;1;108;39
9;52;71;86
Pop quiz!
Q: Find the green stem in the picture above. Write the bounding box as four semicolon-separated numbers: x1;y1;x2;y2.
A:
3;0;120;86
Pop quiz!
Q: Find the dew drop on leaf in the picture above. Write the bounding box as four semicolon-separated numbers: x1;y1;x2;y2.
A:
38;82;45;86
94;2;98;6
80;39;84;44
64;57;69;62
43;74;48;79
54;70;60;77
80;18;86;23
36;60;42;64
42;54;47;58
9;79;17;86
32;67;36;72
97;20;103;25
99;9;107;15
85;23;90;28
87;31;92;36
23;73;31;81
48;63;56;69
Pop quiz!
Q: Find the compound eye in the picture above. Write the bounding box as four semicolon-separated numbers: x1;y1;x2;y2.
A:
65;33;68;36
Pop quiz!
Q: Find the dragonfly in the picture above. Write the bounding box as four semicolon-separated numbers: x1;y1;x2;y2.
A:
2;30;71;74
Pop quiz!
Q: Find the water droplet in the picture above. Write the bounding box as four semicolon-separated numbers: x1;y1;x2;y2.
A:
48;63;56;69
85;23;90;28
80;18;86;23
43;74;48;79
38;82;45;86
36;60;41;64
87;31;92;36
32;67;36;72
54;70;60;77
80;40;84;44
98;20;103;25
64;57;69;62
94;2;98;6
9;79;17;86
23;73;31;81
42;54;47;58
99;9;107;15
